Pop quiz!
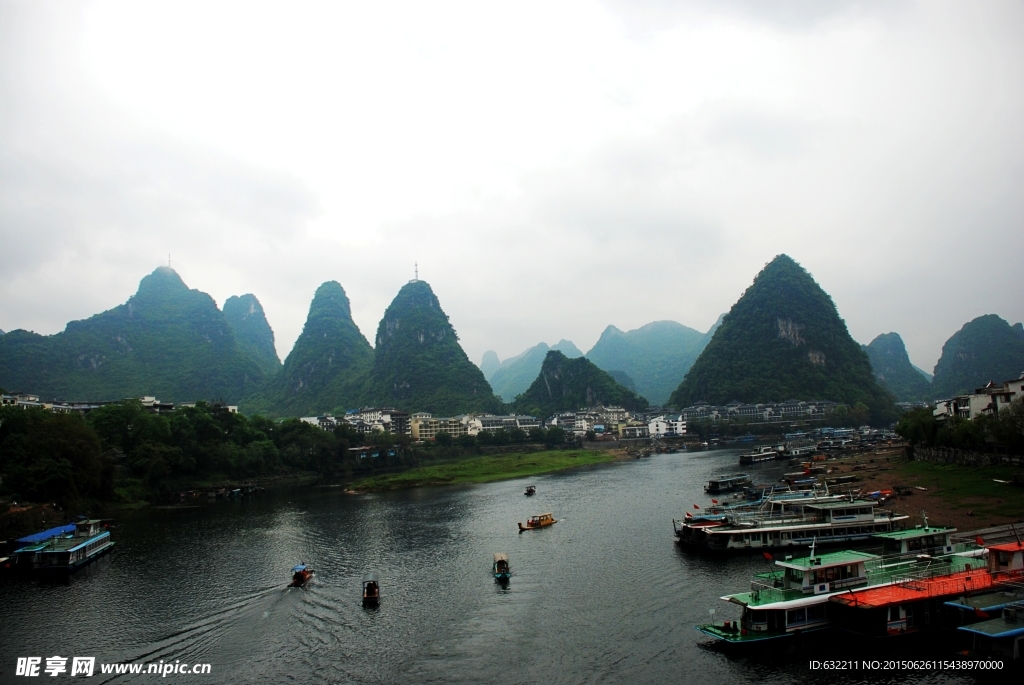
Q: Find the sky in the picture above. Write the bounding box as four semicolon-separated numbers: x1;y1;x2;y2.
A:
2;0;1023;374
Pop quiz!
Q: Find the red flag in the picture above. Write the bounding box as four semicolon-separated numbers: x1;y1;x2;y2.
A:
763;552;773;561
974;607;991;619
711;499;719;504
976;536;985;546
693;503;700;509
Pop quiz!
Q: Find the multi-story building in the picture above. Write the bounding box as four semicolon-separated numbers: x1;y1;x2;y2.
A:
934;373;1024;422
464;414;540;435
410;413;468;441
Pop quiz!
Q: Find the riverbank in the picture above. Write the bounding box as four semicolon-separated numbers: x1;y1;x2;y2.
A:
829;451;1024;530
349;449;620;492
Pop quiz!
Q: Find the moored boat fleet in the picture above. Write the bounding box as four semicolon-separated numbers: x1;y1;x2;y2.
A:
680;473;1024;660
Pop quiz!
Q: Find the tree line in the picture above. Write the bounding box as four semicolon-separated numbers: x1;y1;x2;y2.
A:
895;398;1024;453
0;401;569;508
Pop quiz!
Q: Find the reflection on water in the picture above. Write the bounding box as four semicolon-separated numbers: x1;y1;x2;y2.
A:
0;452;985;684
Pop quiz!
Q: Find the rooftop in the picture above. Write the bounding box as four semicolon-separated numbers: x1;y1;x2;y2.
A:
956;605;1024;638
830;569;996;609
776;550;878;571
874;526;956;540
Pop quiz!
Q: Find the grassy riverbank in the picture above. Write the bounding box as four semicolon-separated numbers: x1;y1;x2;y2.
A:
350;449;618;492
843;455;1024;530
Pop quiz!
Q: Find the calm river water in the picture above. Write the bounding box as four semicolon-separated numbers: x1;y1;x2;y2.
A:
0;449;991;684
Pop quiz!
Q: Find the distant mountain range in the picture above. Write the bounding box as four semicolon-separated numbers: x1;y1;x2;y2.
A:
509;351;647;417
3;263;1022;420
482;340;583;402
585;319;722;406
0;267;265;403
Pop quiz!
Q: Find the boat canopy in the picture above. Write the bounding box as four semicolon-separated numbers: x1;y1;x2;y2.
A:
291;564;307;572
16;524;76;544
362;573;379;584
493;553;509;563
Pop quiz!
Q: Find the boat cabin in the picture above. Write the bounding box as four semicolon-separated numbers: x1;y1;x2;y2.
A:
873;526;956;557
987;541;1024;574
775;550;877;594
362;573;380;605
705;474;752;494
524;486;536;496
13;520;113;573
528;513;554;526
493;553;510;579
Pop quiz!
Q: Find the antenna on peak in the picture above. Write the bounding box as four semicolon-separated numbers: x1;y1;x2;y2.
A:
415;262;418;280
168;253;171;268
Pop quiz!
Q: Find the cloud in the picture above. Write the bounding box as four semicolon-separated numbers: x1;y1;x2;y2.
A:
1;0;1023;374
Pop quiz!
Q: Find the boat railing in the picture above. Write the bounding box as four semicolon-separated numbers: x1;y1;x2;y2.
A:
746;581;802;606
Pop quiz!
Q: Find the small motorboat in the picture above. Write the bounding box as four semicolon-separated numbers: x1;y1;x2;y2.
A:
493;553;511;581
524;486;536;496
362;573;380;606
289;564;314;588
518;512;556;532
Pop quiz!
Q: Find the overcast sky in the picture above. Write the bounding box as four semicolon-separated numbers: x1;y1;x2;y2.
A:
2;0;1022;374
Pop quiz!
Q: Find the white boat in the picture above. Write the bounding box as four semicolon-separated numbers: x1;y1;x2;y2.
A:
696;499;910;552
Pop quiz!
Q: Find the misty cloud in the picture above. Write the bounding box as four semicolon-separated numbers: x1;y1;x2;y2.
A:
1;0;1022;375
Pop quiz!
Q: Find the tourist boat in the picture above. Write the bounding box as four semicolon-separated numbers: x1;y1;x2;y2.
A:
11;520;114;574
493;553;511;580
524;486;536;496
686;499;910;552
704;474;752;494
825;539;1019;639
739;446;782;465
673;491;852;545
362;573;381;606
518;513;556;532
695;529;983;646
289;564;314;587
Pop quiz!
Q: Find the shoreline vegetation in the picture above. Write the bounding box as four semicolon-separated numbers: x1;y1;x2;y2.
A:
347;449;621;492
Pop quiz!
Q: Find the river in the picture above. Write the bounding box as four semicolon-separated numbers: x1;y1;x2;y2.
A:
0;449;993;683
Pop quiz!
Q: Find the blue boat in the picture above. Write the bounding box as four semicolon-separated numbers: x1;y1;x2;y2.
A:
12;520;114;574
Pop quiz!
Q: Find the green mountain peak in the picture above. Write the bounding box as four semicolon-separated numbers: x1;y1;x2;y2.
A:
669;255;897;424
510;350;648;416
932;314;1024;397
224;294;281;376
0;267;264;402
245;281;372;416
366;280;502;415
862;332;932;402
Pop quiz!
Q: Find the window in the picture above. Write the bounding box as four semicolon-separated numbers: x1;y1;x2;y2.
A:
786;608;806;625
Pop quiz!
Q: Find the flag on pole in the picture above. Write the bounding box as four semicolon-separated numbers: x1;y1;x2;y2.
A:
976;536;985;546
693;503;700;509
711;499;718;504
763;552;773;561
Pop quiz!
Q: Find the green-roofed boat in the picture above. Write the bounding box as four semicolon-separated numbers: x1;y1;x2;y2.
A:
695;526;983;647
